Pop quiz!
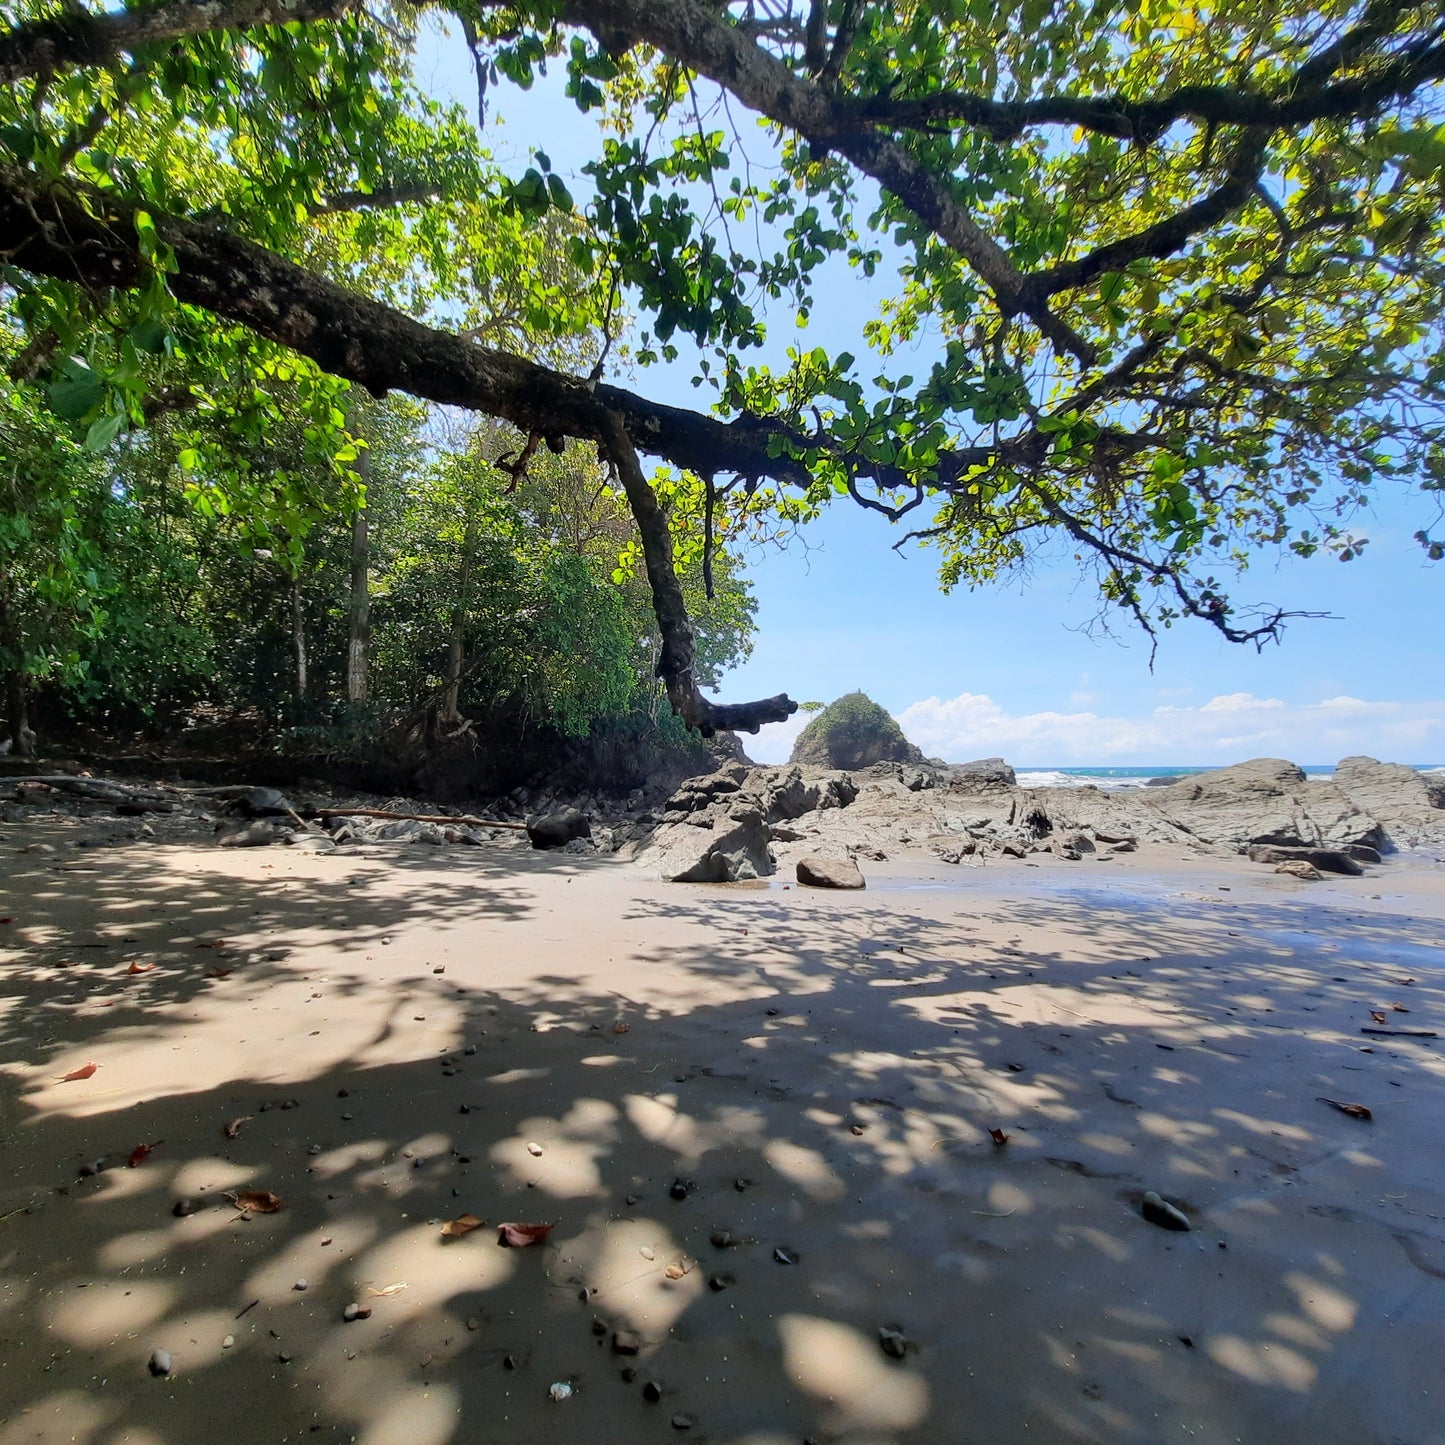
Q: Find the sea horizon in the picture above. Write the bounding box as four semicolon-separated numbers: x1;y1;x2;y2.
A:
1010;762;1445;791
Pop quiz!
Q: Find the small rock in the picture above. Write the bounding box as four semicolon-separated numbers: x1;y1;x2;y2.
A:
708;1273;734;1292
796;855;866;890
670;1413;696;1430
669;1177;693;1200
774;1246;798;1265
341;1112;353;1121
148;1348;172;1377
1275;859;1323;881
624;1194;638;1207
307;1144;322;1156
548;1381;574;1402
463;1045;477;1056
709;1230;733;1249
526;1141;544;1157
1141;1190;1191;1231
734;1177;752;1192
642;1380;664;1403
878;1326;909;1359
294;1278;308;1291
466;1316;479;1331
639;1246;656;1261
171;1197;198;1218
277;1351;292;1364
221;1335;235;1349
79;1159;105;1178
612;1330;641;1355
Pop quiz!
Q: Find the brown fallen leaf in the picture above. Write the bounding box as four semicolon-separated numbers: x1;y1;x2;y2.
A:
497;1222;554;1248
125;961;156;975
206;967;234;979
1391;1003;1411;1013
1370;1010;1388;1024
228;1189;284;1214
441;1213;486;1239
58;1062;98;1081
128;1141;163;1167
989;1127;1011;1145
612;1022;630;1035
1317;1097;1373;1121
664;1259;694;1280
222;1115;252;1139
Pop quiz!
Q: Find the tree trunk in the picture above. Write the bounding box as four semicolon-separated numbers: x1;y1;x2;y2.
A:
291;578;308;700
345;415;371;703
439;520;475;727
0;587;34;757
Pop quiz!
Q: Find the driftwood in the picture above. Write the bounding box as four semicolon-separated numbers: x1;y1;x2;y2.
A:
1360;1027;1438;1039
314;807;528;832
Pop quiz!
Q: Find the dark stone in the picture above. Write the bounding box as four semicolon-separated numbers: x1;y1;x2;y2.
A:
1246;844;1365;876
527;808;592;849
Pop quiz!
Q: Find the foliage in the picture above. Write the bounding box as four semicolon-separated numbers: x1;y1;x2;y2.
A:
789;689;922;767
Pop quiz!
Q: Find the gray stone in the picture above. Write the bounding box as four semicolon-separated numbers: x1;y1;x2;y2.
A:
527;808;592;849
648;806;772;882
949;757;1018;787
1247;844;1364;876
216;820;288;848
796;855;866;890
1332;755;1445;847
1275;859;1323;880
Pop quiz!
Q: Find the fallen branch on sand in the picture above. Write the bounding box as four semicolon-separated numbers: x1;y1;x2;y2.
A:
313;807;527;831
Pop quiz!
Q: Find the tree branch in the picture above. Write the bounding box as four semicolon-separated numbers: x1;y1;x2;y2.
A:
597;412;797;736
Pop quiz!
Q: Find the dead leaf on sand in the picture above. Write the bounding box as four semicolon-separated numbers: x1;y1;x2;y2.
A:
441;1213;486;1239
125;962;156;975
497;1222;554;1248
664;1259;694;1280
1370;1010;1388;1024
221;1116;252;1139
1392;1003;1411;1013
1317;1097;1373;1121
58;1062;98;1082
127;1141;163;1167
989;1127;1012;1145
612;1022;630;1035
228;1189;283;1214
206;967;234;979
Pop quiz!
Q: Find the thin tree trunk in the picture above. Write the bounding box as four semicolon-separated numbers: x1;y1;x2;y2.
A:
291;578;308;700
440;520;475;727
0;586;34;756
346;422;371;703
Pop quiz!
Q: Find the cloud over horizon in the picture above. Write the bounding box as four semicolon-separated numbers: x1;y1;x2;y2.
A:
745;692;1445;767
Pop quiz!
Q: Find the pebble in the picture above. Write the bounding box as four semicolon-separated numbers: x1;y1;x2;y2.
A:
294;1278;308;1291
466;1317;479;1331
308;1144;322;1156
341;1113;353;1121
669;1178;692;1200
548;1381;573;1402
670;1414;696;1431
709;1230;733;1249
526;1141;544;1157
171;1197;198;1218
463;1045;477;1056
459;1104;472;1114
79;1159;105;1178
878;1326;909;1359
639;1246;656;1261
1141;1190;1191;1231
774;1247;798;1265
221;1335;234;1350
612;1330;641;1355
337;1089;349;1098
148;1348;172;1377
708;1273;734;1292
343;1302;371;1323
642;1380;663;1402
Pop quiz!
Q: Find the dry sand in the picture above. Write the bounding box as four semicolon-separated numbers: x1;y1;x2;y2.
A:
2;819;1444;1445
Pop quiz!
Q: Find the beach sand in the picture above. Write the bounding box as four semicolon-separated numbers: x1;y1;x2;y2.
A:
2;822;1443;1444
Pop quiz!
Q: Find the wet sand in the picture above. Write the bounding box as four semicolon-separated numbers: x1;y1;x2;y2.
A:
2;822;1444;1444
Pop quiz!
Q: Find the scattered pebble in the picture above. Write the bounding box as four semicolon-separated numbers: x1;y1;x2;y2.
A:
466;1316;479;1331
1141;1190;1191;1231
221;1335;234;1350
708;1273;734;1292
612;1330;641;1355
463;1045;477;1056
293;1278;308;1291
669;1177;693;1200
79;1159;105;1178
639;1246;656;1261
709;1230;733;1249
774;1247;798;1265
526;1141;544;1157
548;1381;574;1402
171;1197;198;1218
148;1348;172;1377
878;1325;909;1359
341;1113;353;1121
642;1380;663;1403
307;1144;322;1156
670;1413;696;1431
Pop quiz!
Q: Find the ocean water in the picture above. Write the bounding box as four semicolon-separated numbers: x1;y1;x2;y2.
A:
1014;764;1444;792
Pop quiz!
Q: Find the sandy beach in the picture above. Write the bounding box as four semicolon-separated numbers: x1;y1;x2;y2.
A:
2;822;1444;1445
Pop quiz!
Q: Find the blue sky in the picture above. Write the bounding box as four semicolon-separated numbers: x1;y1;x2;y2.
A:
414;24;1444;768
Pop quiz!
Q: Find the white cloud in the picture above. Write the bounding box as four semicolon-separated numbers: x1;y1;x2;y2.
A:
889;691;1445;766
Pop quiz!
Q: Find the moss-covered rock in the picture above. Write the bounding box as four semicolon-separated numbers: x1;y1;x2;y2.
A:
788;692;924;770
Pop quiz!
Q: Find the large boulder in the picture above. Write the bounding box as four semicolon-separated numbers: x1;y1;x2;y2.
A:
1331;756;1445;848
796;855;866;889
645;801;772;882
1246;844;1365;877
1143;757;1381;849
789;692;924;771
949;757;1018;788
527;808;592;849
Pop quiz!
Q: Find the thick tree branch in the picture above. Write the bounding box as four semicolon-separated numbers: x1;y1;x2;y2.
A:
598;412;796;735
0;0;361;85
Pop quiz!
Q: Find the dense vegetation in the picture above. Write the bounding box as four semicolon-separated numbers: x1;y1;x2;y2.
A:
1;1;1442;769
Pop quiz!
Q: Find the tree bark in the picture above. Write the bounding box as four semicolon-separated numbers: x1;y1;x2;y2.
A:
291;578;308;701
346;441;370;704
440;519;475;728
0;584;34;757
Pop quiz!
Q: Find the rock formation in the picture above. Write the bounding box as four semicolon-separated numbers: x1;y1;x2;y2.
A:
789;693;925;770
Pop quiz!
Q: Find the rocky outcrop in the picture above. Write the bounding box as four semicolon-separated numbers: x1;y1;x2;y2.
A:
527;808;592;850
796;855;866;889
1331;756;1445;848
790;693;924;770
1246;844;1364;877
1143;758;1382;849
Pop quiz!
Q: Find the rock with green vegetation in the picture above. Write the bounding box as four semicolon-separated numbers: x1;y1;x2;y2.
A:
789;693;924;771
